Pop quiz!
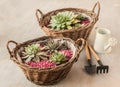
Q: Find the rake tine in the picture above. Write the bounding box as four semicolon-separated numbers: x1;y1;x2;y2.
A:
100;69;102;73
106;67;109;73
97;67;100;74
103;68;106;73
97;68;99;74
104;66;109;73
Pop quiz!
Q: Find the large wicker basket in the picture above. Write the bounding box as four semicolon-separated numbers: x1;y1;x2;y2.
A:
7;36;85;85
36;2;100;41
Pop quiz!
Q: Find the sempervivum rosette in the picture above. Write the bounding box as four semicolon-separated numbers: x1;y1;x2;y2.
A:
49;11;90;30
60;50;73;60
21;38;73;69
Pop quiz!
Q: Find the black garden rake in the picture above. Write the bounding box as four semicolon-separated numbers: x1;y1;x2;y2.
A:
88;43;109;74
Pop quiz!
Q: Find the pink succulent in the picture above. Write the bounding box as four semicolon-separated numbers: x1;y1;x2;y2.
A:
81;18;90;24
40;44;44;48
60;50;73;60
26;60;56;69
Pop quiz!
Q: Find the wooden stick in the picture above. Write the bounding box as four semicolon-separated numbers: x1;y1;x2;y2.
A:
87;42;100;61
85;42;91;60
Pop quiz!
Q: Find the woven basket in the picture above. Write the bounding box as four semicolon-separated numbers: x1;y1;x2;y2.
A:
36;2;100;41
7;36;85;85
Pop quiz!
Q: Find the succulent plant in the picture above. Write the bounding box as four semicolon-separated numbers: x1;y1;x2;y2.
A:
22;44;49;63
44;39;69;53
45;40;60;52
50;51;67;64
60;50;73;60
80;18;90;24
58;40;69;50
77;14;90;24
49;11;80;30
24;44;40;55
26;60;56;69
77;14;86;20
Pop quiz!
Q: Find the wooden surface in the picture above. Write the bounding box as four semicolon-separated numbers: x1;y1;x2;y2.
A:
0;0;120;87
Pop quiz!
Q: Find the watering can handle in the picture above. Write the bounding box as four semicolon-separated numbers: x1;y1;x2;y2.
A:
36;9;44;27
92;1;100;22
7;40;18;58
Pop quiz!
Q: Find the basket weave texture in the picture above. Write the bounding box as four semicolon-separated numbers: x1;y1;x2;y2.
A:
7;36;85;85
36;2;100;41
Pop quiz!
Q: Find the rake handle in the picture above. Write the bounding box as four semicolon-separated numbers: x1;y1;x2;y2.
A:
87;43;103;66
85;42;91;60
97;60;103;66
85;42;92;66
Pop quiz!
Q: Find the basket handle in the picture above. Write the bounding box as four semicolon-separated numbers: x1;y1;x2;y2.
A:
75;38;85;52
74;38;85;62
36;9;44;26
92;2;100;22
7;40;18;58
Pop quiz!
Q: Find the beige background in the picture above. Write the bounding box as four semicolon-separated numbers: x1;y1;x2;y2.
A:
0;0;120;87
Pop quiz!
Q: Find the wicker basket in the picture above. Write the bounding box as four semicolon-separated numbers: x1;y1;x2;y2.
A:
36;2;100;41
7;36;85;85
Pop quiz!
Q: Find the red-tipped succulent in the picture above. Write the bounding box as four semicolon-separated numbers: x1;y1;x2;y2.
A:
81;18;90;24
60;50;73;60
27;60;56;69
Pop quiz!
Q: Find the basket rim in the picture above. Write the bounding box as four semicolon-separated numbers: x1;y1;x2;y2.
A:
11;36;82;72
39;8;96;33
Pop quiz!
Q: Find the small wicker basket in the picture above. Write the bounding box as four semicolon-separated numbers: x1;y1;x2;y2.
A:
7;36;85;85
36;2;100;41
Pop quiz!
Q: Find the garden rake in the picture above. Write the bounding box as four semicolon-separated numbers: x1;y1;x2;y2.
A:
88;43;109;74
